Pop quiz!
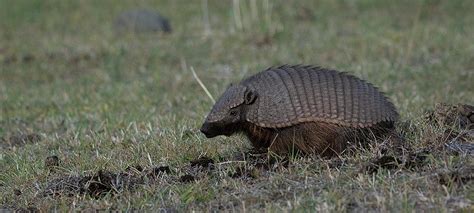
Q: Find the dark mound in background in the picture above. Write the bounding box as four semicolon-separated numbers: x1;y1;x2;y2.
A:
114;9;171;33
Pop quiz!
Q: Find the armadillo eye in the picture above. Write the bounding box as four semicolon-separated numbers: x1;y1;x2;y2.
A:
230;110;238;116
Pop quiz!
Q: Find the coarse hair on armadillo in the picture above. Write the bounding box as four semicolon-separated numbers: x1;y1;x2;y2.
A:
241;120;396;156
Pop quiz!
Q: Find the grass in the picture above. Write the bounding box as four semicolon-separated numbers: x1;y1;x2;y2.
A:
1;0;473;211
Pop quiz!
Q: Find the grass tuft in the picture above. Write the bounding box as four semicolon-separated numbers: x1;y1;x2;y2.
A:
1;0;473;211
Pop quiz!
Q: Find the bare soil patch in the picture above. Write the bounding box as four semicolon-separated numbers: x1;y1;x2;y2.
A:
0;132;42;148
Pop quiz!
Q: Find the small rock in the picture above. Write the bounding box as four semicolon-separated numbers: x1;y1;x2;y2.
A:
114;9;171;33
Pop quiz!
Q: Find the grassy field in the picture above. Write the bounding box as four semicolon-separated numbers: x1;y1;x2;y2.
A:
1;0;473;211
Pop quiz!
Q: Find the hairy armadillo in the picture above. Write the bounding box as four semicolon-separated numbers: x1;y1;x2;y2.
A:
200;65;399;155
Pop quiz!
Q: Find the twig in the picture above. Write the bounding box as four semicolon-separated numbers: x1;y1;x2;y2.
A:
190;66;215;103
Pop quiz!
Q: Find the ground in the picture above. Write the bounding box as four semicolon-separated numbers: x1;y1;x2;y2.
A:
0;0;473;211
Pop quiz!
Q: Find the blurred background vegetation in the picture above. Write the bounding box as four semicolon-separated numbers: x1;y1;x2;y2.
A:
0;0;473;211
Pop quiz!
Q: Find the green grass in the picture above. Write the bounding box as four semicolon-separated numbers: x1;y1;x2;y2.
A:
1;0;473;211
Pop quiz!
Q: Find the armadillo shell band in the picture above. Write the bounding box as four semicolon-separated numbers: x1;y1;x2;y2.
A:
241;65;399;129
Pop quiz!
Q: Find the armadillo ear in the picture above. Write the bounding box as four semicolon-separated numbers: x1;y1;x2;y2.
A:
244;89;257;105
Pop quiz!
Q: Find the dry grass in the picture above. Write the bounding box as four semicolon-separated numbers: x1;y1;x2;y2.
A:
0;0;473;211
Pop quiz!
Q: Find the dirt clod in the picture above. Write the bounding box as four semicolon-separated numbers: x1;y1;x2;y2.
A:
420;103;474;155
179;175;195;183
425;103;474;129
254;34;273;47
296;7;315;21
45;156;60;172
5;133;42;147
42;165;175;199
434;129;474;155
42;176;84;197
230;166;260;179
21;54;35;63
365;156;401;173
3;54;18;64
190;157;214;168
364;150;429;174
147;166;171;178
446;197;473;209
445;139;474;155
15;206;40;213
436;166;474;187
86;170;116;198
404;151;429;169
346;201;359;212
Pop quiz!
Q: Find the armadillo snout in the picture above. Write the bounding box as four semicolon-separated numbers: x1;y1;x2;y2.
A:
200;122;218;138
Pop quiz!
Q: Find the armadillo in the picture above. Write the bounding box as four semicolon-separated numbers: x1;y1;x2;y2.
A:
200;65;399;155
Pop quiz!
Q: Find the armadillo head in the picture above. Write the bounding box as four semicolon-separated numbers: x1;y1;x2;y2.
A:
200;84;257;138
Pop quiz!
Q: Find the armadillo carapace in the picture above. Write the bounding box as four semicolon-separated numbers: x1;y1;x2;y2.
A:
200;65;399;155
